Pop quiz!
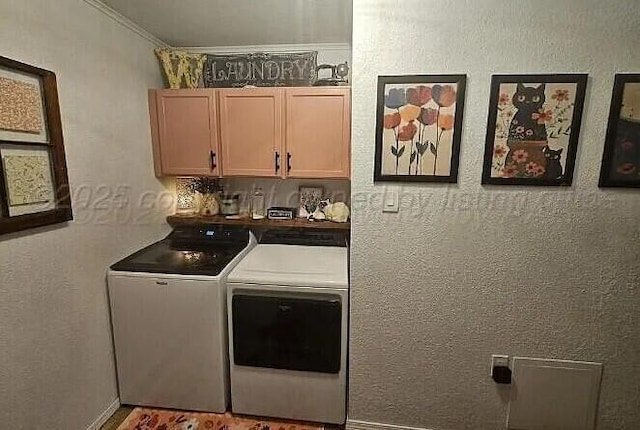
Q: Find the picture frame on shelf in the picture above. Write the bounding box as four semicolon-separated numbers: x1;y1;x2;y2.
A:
481;74;588;186
0;56;72;235
298;185;324;218
599;74;640;188
374;74;467;183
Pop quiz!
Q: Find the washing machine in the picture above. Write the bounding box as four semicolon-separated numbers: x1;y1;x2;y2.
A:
226;229;349;424
108;225;255;412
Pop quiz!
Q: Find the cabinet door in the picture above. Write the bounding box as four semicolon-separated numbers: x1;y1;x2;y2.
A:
285;88;351;178
152;89;220;176
218;89;283;177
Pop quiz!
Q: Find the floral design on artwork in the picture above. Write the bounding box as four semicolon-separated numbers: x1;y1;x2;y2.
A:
491;83;577;179
0;77;44;133
3;154;54;206
381;81;461;177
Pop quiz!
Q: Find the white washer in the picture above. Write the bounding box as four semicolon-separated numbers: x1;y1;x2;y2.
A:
108;226;255;412
226;231;348;424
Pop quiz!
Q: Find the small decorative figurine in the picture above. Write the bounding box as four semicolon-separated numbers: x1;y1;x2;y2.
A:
323;202;350;223
314;62;349;86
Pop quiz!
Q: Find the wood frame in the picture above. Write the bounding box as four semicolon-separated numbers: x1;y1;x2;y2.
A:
374;74;467;183
0;56;72;235
481;74;588;186
598;74;640;188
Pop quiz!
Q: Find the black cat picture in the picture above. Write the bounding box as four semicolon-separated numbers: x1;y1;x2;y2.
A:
482;74;588;186
543;146;563;180
508;83;548;142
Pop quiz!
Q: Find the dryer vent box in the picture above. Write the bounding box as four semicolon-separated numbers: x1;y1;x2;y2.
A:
507;357;603;430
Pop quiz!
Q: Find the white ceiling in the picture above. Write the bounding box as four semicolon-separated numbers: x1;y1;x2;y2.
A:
100;0;352;47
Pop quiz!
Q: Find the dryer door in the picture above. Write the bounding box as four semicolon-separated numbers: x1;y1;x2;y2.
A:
232;293;342;373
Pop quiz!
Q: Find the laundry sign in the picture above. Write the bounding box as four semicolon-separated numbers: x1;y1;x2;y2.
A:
203;52;317;88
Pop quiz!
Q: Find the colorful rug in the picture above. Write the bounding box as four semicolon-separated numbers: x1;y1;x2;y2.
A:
116;407;325;430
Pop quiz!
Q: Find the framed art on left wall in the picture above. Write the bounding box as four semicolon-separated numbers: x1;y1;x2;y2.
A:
0;56;72;235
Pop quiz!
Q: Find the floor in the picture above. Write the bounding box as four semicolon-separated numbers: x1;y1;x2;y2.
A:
100;406;134;430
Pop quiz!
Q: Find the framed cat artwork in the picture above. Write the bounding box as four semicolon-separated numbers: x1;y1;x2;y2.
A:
374;74;467;183
599;74;640;188
482;74;588;186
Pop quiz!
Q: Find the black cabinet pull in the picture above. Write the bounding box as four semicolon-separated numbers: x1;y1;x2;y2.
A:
210;151;217;170
287;152;292;172
275;151;280;172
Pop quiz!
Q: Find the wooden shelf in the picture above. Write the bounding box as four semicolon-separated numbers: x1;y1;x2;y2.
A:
167;214;350;231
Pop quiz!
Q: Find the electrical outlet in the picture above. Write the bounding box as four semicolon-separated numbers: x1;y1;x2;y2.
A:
491;354;510;376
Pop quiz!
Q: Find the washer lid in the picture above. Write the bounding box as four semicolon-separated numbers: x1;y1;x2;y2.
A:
228;244;348;289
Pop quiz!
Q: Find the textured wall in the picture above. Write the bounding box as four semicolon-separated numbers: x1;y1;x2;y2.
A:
0;0;169;428
349;1;640;429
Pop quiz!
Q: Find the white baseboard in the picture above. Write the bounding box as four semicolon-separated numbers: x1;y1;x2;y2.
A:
347;419;434;430
86;398;121;430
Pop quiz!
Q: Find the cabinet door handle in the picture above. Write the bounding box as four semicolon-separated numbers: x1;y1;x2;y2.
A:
210;151;217;170
275;151;280;173
287;152;292;172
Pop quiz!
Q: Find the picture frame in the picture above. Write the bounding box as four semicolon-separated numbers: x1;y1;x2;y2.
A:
374;74;467;183
598;74;640;188
0;56;72;235
481;74;588;186
298;185;324;218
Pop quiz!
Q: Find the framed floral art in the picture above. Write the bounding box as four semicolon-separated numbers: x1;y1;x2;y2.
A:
482;74;588;186
599;74;640;188
0;56;72;235
374;75;466;183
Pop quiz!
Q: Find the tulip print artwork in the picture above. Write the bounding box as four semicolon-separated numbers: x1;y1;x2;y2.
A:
375;75;466;183
482;74;588;186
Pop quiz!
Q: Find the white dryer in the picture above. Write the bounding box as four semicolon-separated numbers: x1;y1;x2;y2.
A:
226;229;349;424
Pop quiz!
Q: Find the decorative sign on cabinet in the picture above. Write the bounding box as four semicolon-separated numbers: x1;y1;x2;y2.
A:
203;52;318;88
148;87;351;179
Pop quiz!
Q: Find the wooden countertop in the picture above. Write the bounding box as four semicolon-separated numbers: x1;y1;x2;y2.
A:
167;214;351;231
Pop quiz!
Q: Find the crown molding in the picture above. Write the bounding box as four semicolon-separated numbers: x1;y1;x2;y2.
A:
177;42;351;54
83;0;169;47
81;2;350;53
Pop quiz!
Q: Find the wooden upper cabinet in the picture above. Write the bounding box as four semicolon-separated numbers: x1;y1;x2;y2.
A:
149;89;220;177
218;88;283;177
149;87;351;179
284;88;351;179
